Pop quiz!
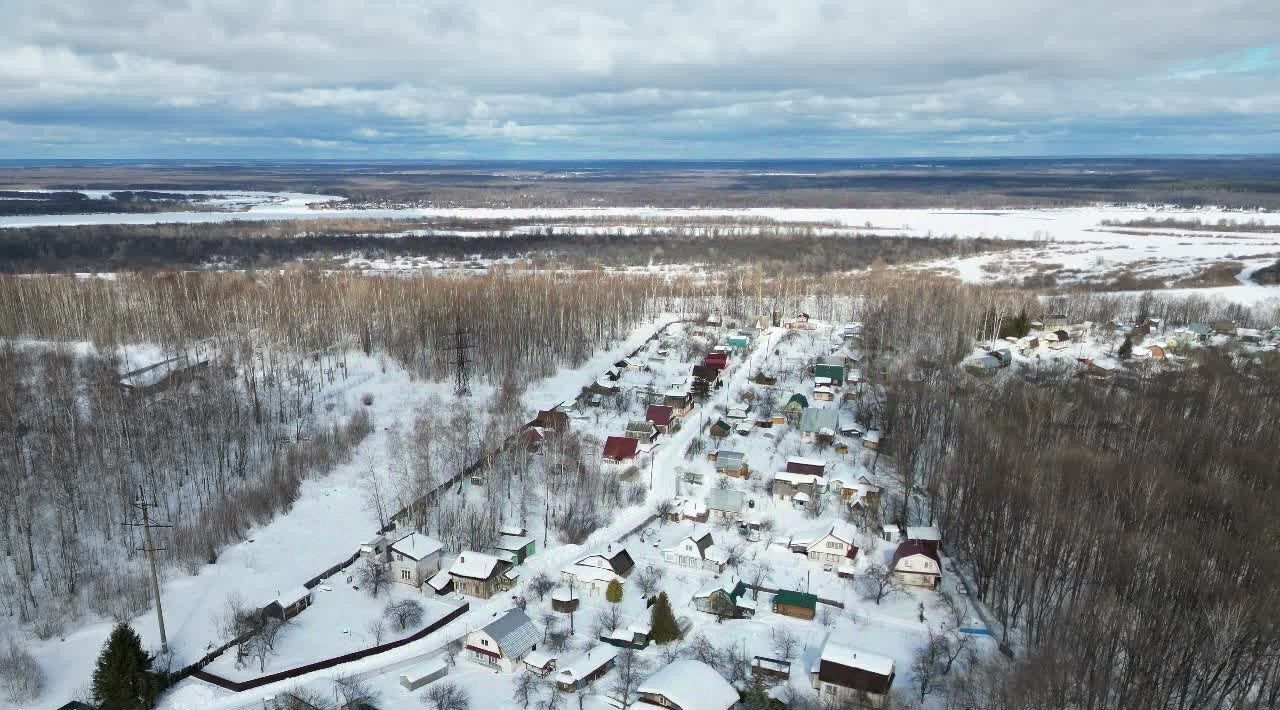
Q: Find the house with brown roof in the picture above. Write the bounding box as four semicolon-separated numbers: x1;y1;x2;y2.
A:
785;456;827;477
449;551;515;599
529;409;569;433
602;436;639;463
891;540;942;589
810;641;895;708
645;404;678;433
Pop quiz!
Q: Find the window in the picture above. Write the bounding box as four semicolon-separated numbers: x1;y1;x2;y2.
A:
401;569;411;580
481;639;488;646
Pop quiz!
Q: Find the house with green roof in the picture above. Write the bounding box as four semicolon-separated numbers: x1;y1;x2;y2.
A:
771;589;818;620
782;393;808;423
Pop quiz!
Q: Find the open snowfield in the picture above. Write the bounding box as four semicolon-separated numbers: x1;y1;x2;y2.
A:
5;190;1278;302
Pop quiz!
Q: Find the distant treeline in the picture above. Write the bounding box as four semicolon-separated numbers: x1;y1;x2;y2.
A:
1100;216;1279;233
0;220;1025;274
0;190;217;216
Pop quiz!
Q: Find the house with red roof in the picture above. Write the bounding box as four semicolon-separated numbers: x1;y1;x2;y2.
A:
891;540;941;589
645;404;677;433
602;436;639;463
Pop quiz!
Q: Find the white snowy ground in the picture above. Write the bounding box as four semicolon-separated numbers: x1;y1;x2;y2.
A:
7;315;679;710
4;194;1280;299
139;317;1007;710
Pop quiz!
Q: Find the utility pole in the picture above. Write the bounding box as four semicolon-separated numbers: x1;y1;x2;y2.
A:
125;484;172;653
442;311;475;397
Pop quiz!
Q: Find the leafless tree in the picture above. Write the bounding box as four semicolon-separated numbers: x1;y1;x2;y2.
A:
422;681;470;710
384;598;425;631
858;564;904;605
769;627;799;662
609;648;648;710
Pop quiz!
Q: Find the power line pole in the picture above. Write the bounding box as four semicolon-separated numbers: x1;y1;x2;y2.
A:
442;311;475;397
125;484;172;653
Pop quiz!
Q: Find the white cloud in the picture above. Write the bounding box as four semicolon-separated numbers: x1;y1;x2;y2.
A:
0;0;1277;156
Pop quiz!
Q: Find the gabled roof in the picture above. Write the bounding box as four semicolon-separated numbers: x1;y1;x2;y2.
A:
905;526;941;543
639;660;738;710
557;645;618;684
391;533;444;561
625;420;656;435
707;488;744;513
480;608;540;660
772;589;817;610
818;642;895;692
493;533;534;552
645;405;674;426
715;449;745;466
602;436;639;460
892;540;941;570
785;456;826;474
799;407;839;433
450;551;507;580
692;364;721;381
785;393;809;408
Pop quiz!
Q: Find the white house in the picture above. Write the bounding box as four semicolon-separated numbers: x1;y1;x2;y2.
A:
706;489;745;525
561;548;635;596
638;659;738;710
803;523;858;573
891;541;942;589
663;528;728;573
390;533;443;588
464;608;541;672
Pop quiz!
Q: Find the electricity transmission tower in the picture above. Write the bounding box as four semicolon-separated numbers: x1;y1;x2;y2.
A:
442;312;475;396
124;484;172;653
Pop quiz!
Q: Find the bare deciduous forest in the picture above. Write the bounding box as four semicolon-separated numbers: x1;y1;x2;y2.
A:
0;266;1277;710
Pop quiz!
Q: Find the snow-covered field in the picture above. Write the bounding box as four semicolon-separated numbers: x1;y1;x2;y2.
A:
5;192;1278;302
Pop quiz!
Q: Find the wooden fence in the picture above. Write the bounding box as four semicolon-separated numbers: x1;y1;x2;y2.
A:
189;600;469;692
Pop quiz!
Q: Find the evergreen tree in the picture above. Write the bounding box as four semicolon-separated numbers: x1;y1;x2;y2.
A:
649;592;681;645
1119;334;1134;360
605;579;623;604
92;624;161;710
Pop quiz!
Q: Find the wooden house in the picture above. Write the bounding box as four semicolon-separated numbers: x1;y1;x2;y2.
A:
799;407;839;441
811;642;895;709
813;356;846;385
263;587;312;621
663;383;694;415
709;419;732;438
465;608;540;672
891;541;941;589
773;472;822;506
645;404;677;433
562;548;634;596
524;650;557;676
785;457;826;477
556;645;619;691
638;660;739;710
782;393;809;422
663;528;728;572
706;488;745;524
449;551;515;599
602;436;639;463
752;656;791;682
624;420;659;443
491;533;536;565
771;589;817;620
529;409;569;433
694;574;754;619
714;450;748;477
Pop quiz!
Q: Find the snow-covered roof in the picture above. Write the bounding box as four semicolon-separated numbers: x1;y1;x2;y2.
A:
273;586;311;607
821;642;895;677
799;407;839;433
499;525;526;537
524;650;557;670
906;526;941;542
391;533;443;561
863;429;882;443
707;488;744;512
814;376;833;385
678;499;707;517
556;645;618;683
774;472;823;485
426;568;452;591
639;660;738;710
705;545;729;564
480;608;540;660
564;564;622;585
551;587;577;602
450;551;503;580
715;450;745;464
493;534;534;552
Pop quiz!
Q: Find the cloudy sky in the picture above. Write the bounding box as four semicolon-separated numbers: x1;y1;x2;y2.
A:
2;0;1278;158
